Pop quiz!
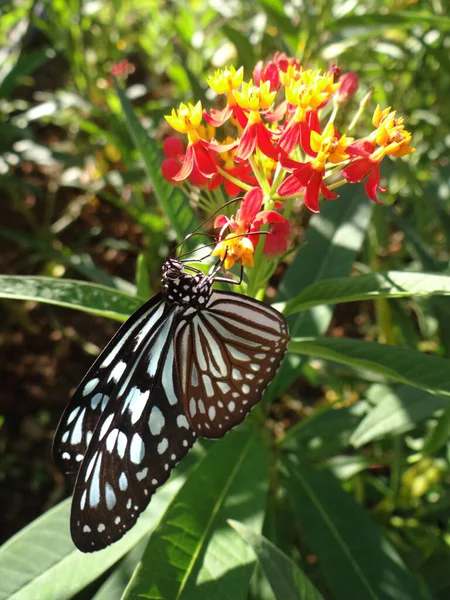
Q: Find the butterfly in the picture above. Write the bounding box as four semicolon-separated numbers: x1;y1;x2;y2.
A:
53;258;290;552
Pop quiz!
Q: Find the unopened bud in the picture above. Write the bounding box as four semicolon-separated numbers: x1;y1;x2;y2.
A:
335;71;359;105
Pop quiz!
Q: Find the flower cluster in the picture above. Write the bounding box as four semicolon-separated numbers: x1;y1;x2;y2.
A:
162;53;414;270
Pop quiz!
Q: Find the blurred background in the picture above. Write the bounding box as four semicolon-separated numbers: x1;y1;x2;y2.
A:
0;0;449;589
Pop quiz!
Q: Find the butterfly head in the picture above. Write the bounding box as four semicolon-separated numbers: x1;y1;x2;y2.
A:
161;259;212;309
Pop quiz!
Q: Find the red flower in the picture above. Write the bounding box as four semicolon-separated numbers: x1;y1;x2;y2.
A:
161;157;182;184
278;162;338;213
203;104;248;129
215;187;288;254
163;136;184;159
342;139;386;203
235;118;279;162
264;219;290;255
278;110;320;156
172;141;217;181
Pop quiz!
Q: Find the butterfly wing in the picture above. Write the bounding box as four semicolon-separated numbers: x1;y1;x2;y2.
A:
176;291;289;438
70;307;197;552
53;294;166;473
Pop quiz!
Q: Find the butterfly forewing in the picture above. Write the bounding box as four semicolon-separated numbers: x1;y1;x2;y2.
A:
70;311;197;552
176;291;289;438
53;295;165;473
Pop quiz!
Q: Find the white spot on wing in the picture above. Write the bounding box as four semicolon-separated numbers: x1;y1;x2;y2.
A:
157;438;169;454
128;387;150;425
105;483;116;510
106;428;119;453
119;472;128;491
83;378;99;397
176;415;189;429
117;431;127;458
129;433;145;464
91;393;103;410
149;406;165;435
99;413;114;440
136;467;149;481
107;360;126;383
189;398;196;417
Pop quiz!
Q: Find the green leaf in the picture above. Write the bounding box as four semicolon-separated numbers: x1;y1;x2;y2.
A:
0;275;143;321
229;520;324;600
125;429;269;600
288;337;450;398
276;272;450;317
115;83;199;244
92;542;146;600
0;450;202;600
135;253;152;299
285;458;426;600
268;191;374;400
0;48;52;99
325;11;450;32
280;401;368;460
350;384;449;447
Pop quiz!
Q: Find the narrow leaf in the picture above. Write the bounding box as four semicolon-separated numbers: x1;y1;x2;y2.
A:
351;384;449;447
229;520;324;600
288;337;450;398
125;429;269;600
276;271;450;317
0;275;143;321
285;458;426;600
115;83;199;243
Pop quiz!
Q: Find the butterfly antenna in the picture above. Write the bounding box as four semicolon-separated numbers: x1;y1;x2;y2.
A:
173;197;244;258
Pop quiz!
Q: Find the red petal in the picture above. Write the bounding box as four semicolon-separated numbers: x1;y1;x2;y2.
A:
304;170;322;213
239;187;263;225
162;158;182;183
256;122;279;160
346;138;376;158
365;164;385;203
163;136;184;159
188;164;210;187
193;142;217;178
264;219;290;255
265;100;288;123
300;121;315;157
320;180;339;200
278;163;313;197
203;105;233;127
235;123;257;161
214;214;229;228
278;119;301;154
234;105;249;129
173;145;195;181
208;138;238;153
254;210;285;226
342;157;373;183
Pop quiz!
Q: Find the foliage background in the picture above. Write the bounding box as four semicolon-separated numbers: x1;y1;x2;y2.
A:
0;0;450;599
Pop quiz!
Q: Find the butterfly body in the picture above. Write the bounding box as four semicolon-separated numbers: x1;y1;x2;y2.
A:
54;259;289;552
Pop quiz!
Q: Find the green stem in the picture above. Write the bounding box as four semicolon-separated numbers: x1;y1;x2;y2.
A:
216;166;253;193
249;155;270;195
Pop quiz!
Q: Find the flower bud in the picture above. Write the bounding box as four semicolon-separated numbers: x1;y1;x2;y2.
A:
163;136;184;158
335;72;359;105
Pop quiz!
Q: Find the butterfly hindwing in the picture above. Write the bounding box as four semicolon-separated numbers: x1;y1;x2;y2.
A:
176;291;289;438
70;308;197;552
53;294;165;473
